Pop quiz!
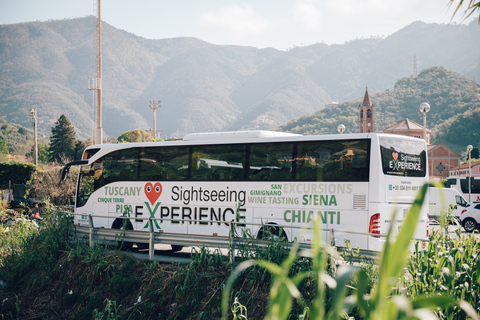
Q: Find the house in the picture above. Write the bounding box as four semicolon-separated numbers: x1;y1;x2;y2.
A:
427;143;461;178
383;118;430;145
449;160;480;178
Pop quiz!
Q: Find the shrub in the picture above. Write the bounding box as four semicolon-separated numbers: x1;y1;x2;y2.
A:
0;161;36;189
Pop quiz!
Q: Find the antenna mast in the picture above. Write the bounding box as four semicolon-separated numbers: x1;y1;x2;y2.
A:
88;0;103;144
412;53;418;77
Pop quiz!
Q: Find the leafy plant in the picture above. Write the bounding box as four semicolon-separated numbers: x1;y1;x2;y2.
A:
222;184;478;319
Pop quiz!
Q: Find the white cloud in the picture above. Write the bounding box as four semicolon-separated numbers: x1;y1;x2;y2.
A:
293;0;322;31
323;0;401;17
199;4;272;40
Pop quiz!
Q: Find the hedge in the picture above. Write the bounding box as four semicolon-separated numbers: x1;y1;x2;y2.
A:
0;162;36;189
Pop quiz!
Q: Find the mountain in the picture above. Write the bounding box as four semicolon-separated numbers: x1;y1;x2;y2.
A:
279;66;480;154
0;17;479;140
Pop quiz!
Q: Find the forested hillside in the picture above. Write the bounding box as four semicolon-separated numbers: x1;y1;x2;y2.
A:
0;18;479;139
0;117;34;155
279;67;480;153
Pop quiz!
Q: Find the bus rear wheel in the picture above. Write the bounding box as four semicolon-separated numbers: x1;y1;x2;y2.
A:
171;245;183;252
257;225;287;241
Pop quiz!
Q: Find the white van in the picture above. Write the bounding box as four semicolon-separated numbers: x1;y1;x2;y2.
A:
429;187;469;221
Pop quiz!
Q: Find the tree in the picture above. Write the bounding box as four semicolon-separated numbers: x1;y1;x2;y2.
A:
471;147;479;159
0;138;8;154
49;114;76;164
74;139;88;160
449;0;480;21
118;129;153;143
27;143;51;164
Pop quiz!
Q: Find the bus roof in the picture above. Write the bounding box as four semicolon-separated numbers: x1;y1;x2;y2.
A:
183;130;301;141
81;132;426;163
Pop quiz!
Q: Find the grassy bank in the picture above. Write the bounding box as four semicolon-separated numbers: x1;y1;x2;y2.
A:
1;188;480;319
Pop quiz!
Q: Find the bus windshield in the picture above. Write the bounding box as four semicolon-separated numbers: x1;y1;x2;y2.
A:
379;136;426;177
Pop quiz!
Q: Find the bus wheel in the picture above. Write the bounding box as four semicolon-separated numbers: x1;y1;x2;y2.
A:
137;243;149;250
257;225;287;241
171;245;183;252
463;218;477;233
112;219;134;250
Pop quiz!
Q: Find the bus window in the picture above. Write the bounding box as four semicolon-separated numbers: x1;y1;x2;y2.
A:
379;136;426;177
445;178;456;188
101;148;139;185
296;140;370;182
191;144;246;181
248;142;293;181
138;146;190;181
460;178;480;194
77;164;95;207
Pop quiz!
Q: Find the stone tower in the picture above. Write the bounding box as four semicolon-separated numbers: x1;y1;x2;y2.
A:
359;87;374;133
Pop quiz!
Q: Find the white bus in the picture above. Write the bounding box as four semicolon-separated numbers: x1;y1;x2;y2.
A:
444;177;480;203
62;131;429;252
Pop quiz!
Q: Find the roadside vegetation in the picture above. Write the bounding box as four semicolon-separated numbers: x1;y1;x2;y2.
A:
1;185;480;319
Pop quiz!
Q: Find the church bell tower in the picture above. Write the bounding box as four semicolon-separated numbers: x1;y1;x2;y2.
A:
359;87;375;133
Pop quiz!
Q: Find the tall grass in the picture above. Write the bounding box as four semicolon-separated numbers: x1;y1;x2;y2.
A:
222;184;480;319
2;185;480;319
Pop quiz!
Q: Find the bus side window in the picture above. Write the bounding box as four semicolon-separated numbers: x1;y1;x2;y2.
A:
248;142;293;181
191;144;246;181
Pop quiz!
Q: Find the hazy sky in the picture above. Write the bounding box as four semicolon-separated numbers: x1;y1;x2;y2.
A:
0;0;473;50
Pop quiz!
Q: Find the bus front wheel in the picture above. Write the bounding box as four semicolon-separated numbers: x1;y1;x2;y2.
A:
112;219;134;250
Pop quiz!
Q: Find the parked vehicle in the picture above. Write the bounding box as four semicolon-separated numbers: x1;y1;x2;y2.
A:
460;203;480;232
444;177;480;202
428;187;469;222
62;131;430;252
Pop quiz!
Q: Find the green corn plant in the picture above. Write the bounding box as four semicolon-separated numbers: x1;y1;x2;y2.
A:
221;215;356;319
355;184;454;319
222;183;479;319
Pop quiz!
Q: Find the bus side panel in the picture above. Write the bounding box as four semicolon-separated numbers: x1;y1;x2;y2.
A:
183;205;239;237
331;210;369;250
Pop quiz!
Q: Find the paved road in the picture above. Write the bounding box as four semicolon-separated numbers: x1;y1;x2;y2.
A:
430;220;479;240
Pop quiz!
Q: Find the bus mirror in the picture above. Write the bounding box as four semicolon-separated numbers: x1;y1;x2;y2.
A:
61;160;89;181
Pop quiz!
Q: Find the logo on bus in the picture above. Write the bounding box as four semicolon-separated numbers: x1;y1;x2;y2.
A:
392;152;399;170
143;182;163;229
145;182;162;205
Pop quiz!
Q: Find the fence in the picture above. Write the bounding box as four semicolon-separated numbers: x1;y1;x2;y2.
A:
62;210;430;263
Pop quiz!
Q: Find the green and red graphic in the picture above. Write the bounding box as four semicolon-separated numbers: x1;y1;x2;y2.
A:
392;152;399;170
145;182;162;204
144;182;162;229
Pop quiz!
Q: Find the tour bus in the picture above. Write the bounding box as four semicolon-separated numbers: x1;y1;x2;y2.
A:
444;177;480;203
62;131;429;252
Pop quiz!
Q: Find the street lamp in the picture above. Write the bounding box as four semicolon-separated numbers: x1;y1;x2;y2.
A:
419;102;430;143
337;124;345;134
149;100;161;140
468;144;473;202
30;108;38;166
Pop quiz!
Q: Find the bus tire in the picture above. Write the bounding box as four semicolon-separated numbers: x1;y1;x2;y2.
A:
137;243;149;250
171;245;183;252
463;218;477;233
257;225;287;241
112;219;134;250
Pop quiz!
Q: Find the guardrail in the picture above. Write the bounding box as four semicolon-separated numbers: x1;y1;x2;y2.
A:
63;211;429;263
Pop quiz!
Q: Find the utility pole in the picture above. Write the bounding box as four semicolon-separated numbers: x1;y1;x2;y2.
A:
88;0;102;144
30;108;38;165
149;100;161;140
